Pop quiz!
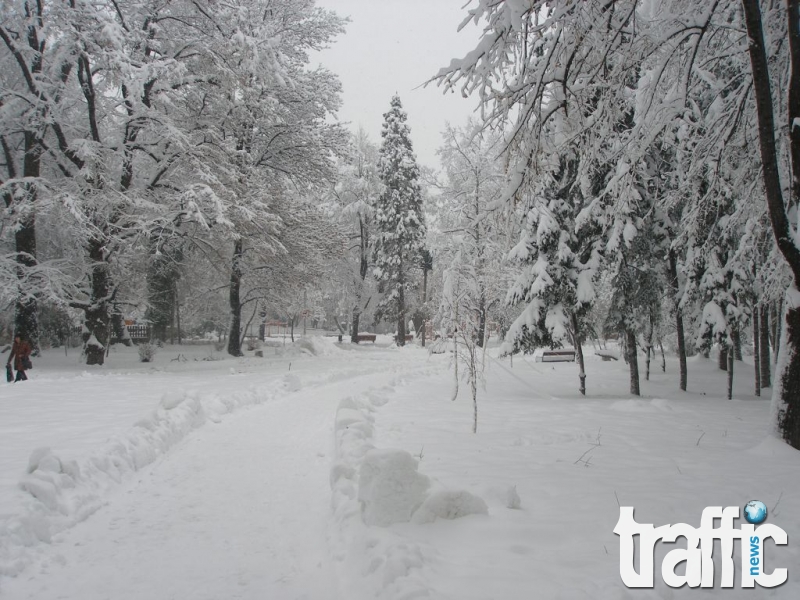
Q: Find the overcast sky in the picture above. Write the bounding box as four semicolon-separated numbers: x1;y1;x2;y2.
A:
312;0;482;169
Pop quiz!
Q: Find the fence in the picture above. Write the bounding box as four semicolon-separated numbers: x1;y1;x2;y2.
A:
126;324;150;342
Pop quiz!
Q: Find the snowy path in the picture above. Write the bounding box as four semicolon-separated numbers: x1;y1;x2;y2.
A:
2;360;425;600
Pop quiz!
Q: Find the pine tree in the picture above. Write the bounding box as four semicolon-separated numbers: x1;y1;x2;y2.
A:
504;150;604;397
373;95;426;346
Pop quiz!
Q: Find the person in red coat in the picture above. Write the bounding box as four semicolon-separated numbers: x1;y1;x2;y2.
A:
7;334;32;382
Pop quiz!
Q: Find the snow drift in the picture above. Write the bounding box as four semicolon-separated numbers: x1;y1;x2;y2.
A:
0;379;300;578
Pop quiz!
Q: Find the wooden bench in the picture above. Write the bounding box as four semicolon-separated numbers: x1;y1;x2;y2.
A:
355;334;376;343
537;349;576;363
395;334;414;344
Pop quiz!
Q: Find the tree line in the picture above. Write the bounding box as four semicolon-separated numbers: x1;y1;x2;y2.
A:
4;1;800;451
1;0;347;362
433;0;800;448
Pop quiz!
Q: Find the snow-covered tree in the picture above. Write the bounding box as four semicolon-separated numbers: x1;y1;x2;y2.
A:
740;0;800;446
437;1;800;440
373;95;426;346
436;122;510;347
440;252;483;433
503;139;604;395
1;0;347;362
329;129;381;342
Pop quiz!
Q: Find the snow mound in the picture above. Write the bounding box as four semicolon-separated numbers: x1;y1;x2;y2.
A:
506;485;522;509
411;489;488;524
283;373;303;392
358;449;430;527
294;336;340;356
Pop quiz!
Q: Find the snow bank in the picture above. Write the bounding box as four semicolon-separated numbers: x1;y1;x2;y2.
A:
330;374;487;599
0;380;299;578
411;489;488;524
294;336;340;356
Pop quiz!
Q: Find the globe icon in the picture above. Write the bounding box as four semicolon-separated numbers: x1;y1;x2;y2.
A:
744;500;768;524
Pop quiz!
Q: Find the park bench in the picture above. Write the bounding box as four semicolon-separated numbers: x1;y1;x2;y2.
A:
537;349;576;363
356;333;377;343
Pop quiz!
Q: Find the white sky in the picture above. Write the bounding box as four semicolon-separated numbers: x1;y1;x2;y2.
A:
312;0;483;169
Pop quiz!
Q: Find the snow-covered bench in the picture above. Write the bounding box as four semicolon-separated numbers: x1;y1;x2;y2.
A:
356;334;376;343
537;349;576;363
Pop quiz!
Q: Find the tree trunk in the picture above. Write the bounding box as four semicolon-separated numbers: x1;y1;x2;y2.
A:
421;266;428;348
742;0;800;448
396;312;406;346
476;295;486;348
351;311;361;344
14;224;38;349
13;130;41;351
626;329;640;396
352;215;369;345
175;282;182;345
170;287;175;345
83;239;111;366
227;239;243;357
754;309;762;397
776;298;800;445
727;343;734;400
620;332;628;364
769;301;778;350
645;317;653;382
775;298;784;363
470;348;478;434
668;249;687;391
732;326;743;361
110;310;129;346
760;304;772;388
396;271;406;347
570;312;586;396
718;346;728;371
302;289;307;336
659;340;666;373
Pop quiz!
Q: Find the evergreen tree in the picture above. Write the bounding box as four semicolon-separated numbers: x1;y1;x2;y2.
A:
146;238;184;344
373;95;426;346
504;150;604;397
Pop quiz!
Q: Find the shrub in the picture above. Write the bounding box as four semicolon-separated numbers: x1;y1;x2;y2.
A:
138;342;157;363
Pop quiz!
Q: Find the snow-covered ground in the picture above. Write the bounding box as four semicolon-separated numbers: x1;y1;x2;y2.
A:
0;339;797;598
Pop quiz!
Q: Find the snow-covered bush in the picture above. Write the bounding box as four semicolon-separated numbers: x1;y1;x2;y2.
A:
138;342;157;363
